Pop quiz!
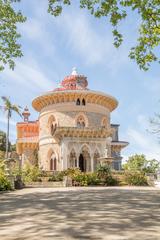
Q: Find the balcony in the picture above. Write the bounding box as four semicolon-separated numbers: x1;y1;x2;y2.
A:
53;126;113;139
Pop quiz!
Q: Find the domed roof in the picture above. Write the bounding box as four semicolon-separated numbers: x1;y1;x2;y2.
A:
32;68;118;112
54;68;88;91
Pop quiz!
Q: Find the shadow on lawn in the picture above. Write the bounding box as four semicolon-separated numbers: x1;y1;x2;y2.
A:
0;188;160;240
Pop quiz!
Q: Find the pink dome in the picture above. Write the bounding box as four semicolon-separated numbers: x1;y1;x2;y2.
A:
54;68;88;92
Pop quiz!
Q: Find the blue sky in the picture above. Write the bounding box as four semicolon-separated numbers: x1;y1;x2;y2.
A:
0;0;160;161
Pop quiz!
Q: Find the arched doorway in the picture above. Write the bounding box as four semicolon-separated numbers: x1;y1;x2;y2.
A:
79;154;86;172
78;145;91;172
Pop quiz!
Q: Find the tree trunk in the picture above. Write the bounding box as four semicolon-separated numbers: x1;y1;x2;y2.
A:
5;110;10;159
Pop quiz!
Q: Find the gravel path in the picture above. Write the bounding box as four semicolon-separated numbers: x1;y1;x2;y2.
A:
0;186;160;240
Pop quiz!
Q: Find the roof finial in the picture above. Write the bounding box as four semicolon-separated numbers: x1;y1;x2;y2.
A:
22;106;30;122
71;67;78;75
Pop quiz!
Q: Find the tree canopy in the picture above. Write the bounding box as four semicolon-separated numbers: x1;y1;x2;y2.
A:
1;0;160;71
48;0;160;71
123;154;160;173
0;0;26;71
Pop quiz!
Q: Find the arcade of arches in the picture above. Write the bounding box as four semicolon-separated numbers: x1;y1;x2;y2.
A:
67;145;101;172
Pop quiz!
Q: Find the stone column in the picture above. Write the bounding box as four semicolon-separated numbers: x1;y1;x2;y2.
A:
91;155;94;172
76;153;79;168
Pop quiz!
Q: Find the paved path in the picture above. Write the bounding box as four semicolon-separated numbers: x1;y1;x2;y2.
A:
0;187;160;240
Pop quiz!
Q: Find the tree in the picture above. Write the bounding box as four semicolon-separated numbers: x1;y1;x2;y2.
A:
143;159;160;174
0;96;21;158
1;1;160;71
48;0;160;71
123;154;160;174
0;130;6;151
0;0;26;71
123;154;147;171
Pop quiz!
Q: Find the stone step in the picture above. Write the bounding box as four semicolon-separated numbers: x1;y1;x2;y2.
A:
25;181;64;188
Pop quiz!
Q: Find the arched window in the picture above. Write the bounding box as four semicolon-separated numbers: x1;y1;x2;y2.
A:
101;117;108;128
48;115;57;136
51;122;57;136
76;115;85;128
76;98;80;105
82;98;86;106
50;153;57;171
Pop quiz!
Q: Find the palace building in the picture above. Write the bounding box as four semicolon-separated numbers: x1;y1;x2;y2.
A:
16;68;128;171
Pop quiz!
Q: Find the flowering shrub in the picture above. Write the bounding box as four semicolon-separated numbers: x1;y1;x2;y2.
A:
73;173;88;186
63;168;81;178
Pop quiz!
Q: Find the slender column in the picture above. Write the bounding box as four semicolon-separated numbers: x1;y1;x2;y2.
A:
76;154;79;168
91;155;94;172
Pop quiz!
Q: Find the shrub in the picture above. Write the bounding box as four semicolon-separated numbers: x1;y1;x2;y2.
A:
0;170;12;191
63;168;81;178
48;175;56;182
48;172;64;182
96;165;119;186
104;175;119;186
55;171;64;181
96;165;111;180
124;171;148;186
22;164;41;183
39;170;48;177
73;173;88;186
86;173;100;185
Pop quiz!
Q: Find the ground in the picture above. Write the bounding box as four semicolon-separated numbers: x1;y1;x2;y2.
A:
0;187;160;240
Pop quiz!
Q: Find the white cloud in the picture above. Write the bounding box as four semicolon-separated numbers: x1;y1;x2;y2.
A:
2;59;55;94
20;18;43;41
55;13;111;64
119;114;160;162
126;127;160;160
55;11;130;72
18;11;55;56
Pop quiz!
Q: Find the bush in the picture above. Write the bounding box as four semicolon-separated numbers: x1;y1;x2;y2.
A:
86;173;100;185
63;168;81;178
22;164;41;183
0;170;12;191
48;172;64;182
104;175;119;186
96;165;111;179
48;175;56;182
73;173;88;186
124;171;148;186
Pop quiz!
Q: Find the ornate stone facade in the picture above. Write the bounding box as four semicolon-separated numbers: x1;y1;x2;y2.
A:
16;69;128;171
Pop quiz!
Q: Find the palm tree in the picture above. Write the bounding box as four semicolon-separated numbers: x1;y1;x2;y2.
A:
0;96;21;159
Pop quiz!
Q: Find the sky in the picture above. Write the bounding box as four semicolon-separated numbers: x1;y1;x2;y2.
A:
0;0;160;161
